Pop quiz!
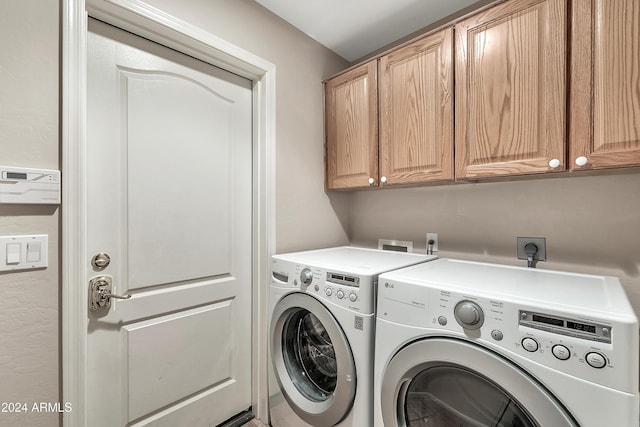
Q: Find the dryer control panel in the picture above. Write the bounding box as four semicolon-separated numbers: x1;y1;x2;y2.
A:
519;311;611;344
377;274;638;395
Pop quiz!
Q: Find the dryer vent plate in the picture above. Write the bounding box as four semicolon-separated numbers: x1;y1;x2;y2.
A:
378;239;413;253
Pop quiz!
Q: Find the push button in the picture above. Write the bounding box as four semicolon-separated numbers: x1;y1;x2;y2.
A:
491;330;504;341
552;345;570;360
586;352;607;369
521;337;539;352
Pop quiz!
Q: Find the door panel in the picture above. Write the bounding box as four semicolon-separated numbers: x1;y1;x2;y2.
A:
126;303;234;421
593;0;640;153
325;61;378;189
379;27;454;185
455;0;566;177
570;0;640;169
126;71;234;287
87;18;252;426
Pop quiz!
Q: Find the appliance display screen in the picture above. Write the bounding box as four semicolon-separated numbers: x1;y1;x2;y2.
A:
567;321;596;334
532;314;564;327
521;310;608;343
6;172;27;180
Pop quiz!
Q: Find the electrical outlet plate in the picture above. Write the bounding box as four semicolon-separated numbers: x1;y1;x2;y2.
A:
517;237;546;262
426;233;438;252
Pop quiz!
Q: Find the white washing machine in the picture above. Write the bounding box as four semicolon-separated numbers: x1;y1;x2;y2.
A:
269;246;436;427
374;258;639;427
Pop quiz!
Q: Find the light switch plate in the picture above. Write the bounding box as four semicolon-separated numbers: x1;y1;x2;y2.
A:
0;235;48;272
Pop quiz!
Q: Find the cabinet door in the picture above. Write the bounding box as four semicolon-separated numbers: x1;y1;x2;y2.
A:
379;28;454;186
570;0;640;170
455;0;567;178
325;61;378;189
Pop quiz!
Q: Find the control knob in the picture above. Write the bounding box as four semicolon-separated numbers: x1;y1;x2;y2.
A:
300;268;313;285
454;300;484;330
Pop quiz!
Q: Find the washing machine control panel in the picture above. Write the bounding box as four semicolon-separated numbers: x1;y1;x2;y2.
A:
271;260;375;314
320;269;367;310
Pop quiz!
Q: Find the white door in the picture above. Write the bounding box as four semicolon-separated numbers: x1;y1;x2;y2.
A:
86;18;252;426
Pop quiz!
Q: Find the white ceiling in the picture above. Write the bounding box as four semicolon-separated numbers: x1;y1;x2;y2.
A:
255;0;482;61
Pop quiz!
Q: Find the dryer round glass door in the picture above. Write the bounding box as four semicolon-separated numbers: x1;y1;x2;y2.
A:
271;293;356;427
405;366;533;426
381;338;578;427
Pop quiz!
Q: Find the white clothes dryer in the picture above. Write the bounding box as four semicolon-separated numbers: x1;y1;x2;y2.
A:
374;258;639;427
269;246;436;427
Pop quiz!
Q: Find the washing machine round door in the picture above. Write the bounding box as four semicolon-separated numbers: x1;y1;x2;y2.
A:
381;338;578;427
271;293;356;427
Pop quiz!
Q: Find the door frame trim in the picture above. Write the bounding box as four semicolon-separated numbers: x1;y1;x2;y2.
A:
61;1;276;425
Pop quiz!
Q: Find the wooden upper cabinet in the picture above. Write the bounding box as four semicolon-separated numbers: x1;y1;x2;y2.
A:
379;28;454;185
325;61;378;190
570;0;640;170
455;0;567;178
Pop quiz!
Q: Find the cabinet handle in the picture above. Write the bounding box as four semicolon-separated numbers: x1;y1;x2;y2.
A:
548;159;561;168
575;156;588;166
368;177;375;185
380;176;387;184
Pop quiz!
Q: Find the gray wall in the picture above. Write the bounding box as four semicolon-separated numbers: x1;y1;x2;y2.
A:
349;172;640;314
0;1;60;426
0;0;349;425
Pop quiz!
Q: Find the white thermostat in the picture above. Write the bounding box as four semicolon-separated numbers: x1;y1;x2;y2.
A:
0;166;60;205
